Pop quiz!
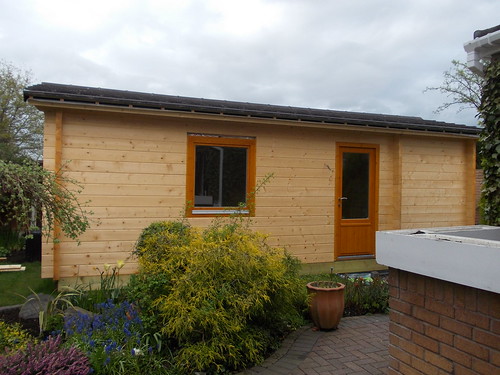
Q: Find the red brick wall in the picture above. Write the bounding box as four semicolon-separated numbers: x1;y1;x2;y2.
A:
388;268;500;375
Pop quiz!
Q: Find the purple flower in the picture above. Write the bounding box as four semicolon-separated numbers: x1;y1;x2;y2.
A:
0;335;91;375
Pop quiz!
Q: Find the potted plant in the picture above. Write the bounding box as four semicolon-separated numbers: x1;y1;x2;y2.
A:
306;280;345;330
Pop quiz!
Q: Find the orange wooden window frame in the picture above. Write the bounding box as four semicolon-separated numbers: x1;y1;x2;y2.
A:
186;135;256;217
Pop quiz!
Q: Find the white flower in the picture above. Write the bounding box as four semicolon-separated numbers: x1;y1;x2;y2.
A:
131;348;143;356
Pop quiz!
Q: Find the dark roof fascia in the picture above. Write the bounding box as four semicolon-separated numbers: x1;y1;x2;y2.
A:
24;82;480;137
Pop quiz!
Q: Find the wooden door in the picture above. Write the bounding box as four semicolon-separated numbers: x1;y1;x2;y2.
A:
335;144;378;259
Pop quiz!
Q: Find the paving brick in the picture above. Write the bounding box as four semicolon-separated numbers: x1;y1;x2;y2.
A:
239;315;389;375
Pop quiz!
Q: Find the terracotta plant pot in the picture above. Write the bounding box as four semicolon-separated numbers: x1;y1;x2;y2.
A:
306;281;345;330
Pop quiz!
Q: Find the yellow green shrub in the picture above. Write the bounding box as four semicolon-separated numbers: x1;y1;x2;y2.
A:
0;321;35;354
129;220;306;374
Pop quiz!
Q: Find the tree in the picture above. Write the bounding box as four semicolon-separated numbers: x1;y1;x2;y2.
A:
0;160;93;247
0;61;44;162
425;60;484;115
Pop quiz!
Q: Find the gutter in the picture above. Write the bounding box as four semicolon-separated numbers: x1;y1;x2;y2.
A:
464;27;500;75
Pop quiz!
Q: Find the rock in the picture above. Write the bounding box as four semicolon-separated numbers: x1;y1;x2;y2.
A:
64;306;94;320
19;293;54;320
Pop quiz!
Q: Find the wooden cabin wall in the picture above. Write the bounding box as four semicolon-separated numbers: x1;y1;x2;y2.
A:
41;109;476;280
399;135;475;228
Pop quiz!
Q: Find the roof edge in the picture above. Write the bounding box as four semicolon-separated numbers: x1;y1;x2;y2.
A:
24;82;480;137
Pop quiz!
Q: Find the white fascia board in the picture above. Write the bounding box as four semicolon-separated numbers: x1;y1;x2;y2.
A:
464;30;500;74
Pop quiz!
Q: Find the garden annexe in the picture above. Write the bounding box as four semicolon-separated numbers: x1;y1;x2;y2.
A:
24;83;479;284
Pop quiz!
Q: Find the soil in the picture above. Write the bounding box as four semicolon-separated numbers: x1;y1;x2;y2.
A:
0;306;40;337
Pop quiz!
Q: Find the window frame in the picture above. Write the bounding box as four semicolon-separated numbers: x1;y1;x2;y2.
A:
186;134;256;217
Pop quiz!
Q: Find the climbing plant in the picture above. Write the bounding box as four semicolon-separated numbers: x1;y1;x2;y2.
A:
478;59;500;225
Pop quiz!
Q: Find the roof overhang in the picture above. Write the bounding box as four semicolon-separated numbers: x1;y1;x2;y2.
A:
464;26;500;75
24;82;480;138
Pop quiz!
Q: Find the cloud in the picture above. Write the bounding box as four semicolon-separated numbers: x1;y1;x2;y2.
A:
1;0;498;126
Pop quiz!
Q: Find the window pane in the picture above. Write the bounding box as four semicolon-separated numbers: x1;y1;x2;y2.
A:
342;152;369;219
194;146;247;207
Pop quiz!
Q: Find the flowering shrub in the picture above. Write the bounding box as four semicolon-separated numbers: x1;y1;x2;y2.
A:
0;335;90;375
0;321;34;354
65;299;171;374
131;220;306;373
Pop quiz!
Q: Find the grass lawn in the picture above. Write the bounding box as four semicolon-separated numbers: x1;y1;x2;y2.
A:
0;261;57;307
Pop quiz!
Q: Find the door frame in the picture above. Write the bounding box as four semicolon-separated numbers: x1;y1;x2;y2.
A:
334;142;379;260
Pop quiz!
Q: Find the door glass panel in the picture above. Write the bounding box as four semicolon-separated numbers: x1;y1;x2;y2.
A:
342;152;369;219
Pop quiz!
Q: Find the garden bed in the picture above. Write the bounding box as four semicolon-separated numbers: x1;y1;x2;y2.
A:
0;305;39;337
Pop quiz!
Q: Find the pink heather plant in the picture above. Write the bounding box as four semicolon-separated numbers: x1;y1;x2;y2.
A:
0;335;91;375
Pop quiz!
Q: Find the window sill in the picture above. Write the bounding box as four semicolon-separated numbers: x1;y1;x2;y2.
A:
191;209;250;215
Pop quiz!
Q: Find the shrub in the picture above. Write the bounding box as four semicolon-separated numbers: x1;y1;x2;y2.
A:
0;228;25;258
0;321;34;354
341;275;389;316
0;335;90;375
130;220;306;374
127;220;192;333
300;273;389;317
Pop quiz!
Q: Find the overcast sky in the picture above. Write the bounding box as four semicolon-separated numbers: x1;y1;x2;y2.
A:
1;0;498;127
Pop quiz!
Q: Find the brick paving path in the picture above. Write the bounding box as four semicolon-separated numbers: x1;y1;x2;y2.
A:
239;314;389;375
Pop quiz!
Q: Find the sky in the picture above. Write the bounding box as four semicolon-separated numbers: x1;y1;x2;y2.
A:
1;0;498;127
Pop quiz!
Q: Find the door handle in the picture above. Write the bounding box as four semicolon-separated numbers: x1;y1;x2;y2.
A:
338;197;347;207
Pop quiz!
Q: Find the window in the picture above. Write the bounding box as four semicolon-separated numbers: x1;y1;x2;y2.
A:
186;135;256;216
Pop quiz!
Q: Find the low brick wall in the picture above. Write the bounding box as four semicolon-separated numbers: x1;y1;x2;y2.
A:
387;268;500;374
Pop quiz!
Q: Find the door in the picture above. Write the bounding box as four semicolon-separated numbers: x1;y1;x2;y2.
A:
335;144;378;259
